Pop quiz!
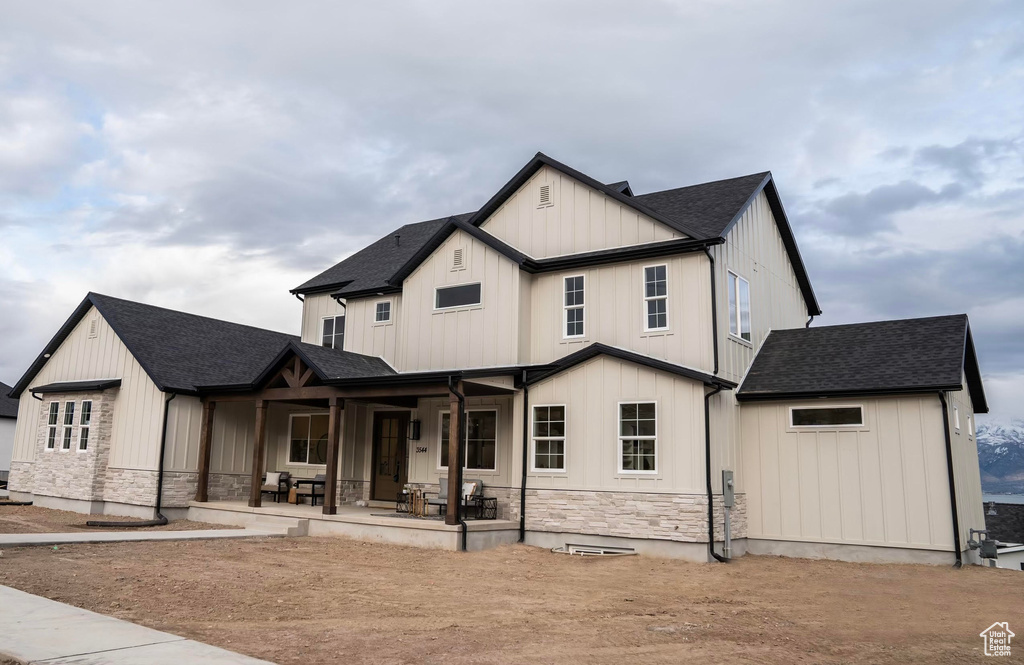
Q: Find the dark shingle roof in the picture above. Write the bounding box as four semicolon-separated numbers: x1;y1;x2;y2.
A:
633;172;771;238
10;293;395;397
291;214;473;296
32;379;122;394
0;381;18;418
737;315;987;412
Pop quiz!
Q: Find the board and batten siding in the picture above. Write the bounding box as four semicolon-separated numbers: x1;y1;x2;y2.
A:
11;306;166;471
480;165;684;258
396;229;520;372
946;374;985;553
740;396;957;551
525;254;713;371
713;190;810;386
300;293;345;346
527;355;707;494
344;295;401;365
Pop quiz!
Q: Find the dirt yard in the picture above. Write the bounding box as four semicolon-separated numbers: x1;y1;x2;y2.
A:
0;536;1020;664
0;505;235;533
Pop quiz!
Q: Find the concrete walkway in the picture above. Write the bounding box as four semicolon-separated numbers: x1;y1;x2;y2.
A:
0;528;283;548
0;585;274;664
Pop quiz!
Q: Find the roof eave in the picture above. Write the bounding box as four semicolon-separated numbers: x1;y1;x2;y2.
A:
736;384;965;402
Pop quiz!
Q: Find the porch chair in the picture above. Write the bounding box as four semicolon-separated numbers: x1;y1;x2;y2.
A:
294;473;327;506
426;476;485;517
260;471;291;503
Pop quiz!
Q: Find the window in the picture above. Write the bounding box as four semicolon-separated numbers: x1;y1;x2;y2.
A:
78;401;92;451
321;315;345;349
968;415;974;437
62;401;75;450
643;265;668;331
46;402;59;450
954;406;960;431
435;283;482;310
532;405;566;471
374;301;392;323
790;406;863;428
728;271;751;341
619;402;656;473
563;276;584;338
439;410;497;471
288;413;330;465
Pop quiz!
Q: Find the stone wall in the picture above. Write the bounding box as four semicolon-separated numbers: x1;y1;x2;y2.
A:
7;461;34;493
103;468;158;506
338;479;370;504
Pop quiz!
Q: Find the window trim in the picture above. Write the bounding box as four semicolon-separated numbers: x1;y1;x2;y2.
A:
727;270;752;343
434;282;483;311
45;401;59;451
61;400;76;451
530;404;567;473
642;264;669;332
788;405;865;429
562;275;585;340
617;400;658;475
436;408;500;472
286;412;331;466
373;299;393;325
321;314;345;349
77;400;93;453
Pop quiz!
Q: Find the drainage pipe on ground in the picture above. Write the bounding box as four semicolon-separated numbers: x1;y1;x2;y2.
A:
87;392;176;528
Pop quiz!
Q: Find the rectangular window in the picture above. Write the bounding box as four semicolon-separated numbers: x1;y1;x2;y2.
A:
46;402;59;450
563;276;584;338
532;405;566;471
374;301;392;323
321;315;345;349
968;415;974;437
78;401;92;451
619;402;656;473
728;271;751;341
790;406;863;428
62;401;75;450
643;265;668;331
288;413;330;465
435;283;482;310
439;409;497;471
954;406;960;431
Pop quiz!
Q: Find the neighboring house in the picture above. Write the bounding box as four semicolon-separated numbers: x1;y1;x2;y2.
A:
0;381;18;485
5;152;989;564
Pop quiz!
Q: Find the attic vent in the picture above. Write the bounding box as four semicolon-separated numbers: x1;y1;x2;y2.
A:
88;318;98;339
451;247;465;271
537;183;554;208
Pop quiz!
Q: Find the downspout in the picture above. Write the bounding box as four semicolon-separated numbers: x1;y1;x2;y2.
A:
705;385;728;563
519;370;529;543
703;248;719;375
938;392;963;568
448;376;469;551
87;392;176;528
294;293;304;303
806;315;814;328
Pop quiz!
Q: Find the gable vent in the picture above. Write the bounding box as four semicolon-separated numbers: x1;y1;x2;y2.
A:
451;247;465;271
88;318;98;339
537;183;554;209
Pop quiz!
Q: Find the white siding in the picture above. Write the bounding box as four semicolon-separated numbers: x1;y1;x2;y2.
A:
344;295;401;365
740;396;956;551
947;375;985;554
300;293;345;345
713;191;809;385
11;307;166;471
0;418;15;471
480;165;684;258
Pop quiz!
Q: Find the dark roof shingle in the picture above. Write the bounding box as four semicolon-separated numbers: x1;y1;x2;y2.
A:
633;172;770;238
737;315;987;412
0;381;18;418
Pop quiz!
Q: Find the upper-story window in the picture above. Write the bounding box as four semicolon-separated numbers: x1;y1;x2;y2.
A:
728;271;751;342
435;283;482;310
375;300;392;323
643;265;668;331
322;315;345;349
564;275;585;338
78;400;92;451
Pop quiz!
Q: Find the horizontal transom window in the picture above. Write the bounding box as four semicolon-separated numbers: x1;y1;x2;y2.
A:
435;283;482;310
790;406;863;428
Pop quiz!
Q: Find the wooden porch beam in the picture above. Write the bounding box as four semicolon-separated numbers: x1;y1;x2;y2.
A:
204;383;451;403
194;400;216;502
445;382;464;527
322;397;344;515
248;399;269;508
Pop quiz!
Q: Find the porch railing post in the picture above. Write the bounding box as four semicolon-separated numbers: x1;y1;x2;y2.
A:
323;397;343;515
195;400;216;502
248;399;268;508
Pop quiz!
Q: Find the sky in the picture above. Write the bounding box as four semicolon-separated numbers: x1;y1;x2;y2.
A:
0;1;1022;420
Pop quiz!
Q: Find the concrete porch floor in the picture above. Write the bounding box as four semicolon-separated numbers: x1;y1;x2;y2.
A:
187;500;520;551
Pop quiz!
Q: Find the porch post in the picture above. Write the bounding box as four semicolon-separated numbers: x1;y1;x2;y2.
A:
194;400;216;502
248;399;268;508
323;397;343;515
445;383;463;526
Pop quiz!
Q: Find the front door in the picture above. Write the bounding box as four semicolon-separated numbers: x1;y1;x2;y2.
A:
372;411;409;501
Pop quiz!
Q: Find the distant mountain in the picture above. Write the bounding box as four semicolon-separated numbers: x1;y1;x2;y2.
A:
976;419;1024;496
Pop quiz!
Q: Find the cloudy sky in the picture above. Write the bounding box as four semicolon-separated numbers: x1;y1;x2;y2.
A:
1;1;1021;420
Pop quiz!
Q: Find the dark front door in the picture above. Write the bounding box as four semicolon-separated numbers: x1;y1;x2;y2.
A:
372;411;409;501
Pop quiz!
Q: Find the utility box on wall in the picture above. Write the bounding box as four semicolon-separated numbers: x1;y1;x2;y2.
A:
722;470;735;508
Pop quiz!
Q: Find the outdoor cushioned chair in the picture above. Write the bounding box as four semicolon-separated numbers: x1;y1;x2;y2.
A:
294;473;327;506
426;476;484;516
260;471;291;503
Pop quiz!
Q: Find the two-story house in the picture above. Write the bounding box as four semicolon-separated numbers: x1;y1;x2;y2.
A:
5;153;988;564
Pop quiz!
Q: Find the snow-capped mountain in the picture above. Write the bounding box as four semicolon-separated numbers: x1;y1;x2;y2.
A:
976;419;1024;495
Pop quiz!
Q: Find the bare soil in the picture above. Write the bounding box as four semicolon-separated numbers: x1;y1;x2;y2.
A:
0;537;1020;664
0;505;236;533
